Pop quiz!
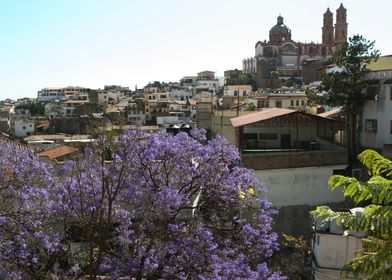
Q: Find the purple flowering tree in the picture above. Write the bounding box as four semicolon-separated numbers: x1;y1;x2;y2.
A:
0;129;285;280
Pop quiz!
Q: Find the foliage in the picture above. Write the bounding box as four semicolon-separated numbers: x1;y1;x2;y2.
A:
307;35;380;160
284;78;301;88
0;129;285;280
307;35;380;108
15;102;45;116
329;149;392;279
269;234;309;280
239;74;257;91
246;103;256;111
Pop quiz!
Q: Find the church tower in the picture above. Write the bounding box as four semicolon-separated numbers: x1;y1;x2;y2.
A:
334;3;348;46
322;8;334;45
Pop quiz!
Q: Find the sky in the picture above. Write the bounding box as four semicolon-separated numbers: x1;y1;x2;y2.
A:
0;0;391;100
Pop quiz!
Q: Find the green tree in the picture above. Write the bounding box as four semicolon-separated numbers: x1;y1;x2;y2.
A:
307;35;380;161
15;102;45;116
329;149;392;279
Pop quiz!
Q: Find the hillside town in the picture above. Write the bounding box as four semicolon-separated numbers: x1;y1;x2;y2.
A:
0;3;391;280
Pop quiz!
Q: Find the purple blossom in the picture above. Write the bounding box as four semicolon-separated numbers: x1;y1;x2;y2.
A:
0;129;284;279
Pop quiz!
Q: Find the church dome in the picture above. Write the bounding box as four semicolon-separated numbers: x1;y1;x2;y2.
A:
270;15;291;34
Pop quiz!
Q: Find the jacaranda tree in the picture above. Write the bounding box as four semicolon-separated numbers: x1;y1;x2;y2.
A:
0;129;285;280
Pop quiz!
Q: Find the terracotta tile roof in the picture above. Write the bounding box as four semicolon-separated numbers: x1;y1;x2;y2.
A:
231;108;296;128
24;134;67;141
0;135;31;152
38;145;78;160
24;134;91;141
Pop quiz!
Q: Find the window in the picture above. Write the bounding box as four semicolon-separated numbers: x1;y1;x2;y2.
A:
234;91;239;96
243;133;257;140
301;100;305;106
259;133;278;140
333;169;346;175
365;119;378;133
366;83;379;100
259;101;269;108
296;100;299;106
275;101;282;108
290;100;294;106
243;90;247;96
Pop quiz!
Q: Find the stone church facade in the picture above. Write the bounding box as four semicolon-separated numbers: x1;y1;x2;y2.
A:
243;4;348;88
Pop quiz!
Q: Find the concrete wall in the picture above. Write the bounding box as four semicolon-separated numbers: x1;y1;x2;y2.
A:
254;165;346;208
313;233;362;269
242;150;348;170
254;165;347;237
13;119;35;138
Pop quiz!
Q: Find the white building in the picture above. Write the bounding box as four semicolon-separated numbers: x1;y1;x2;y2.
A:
38;86;91;102
10;109;35;138
223;85;253;97
38;88;66;102
360;56;392;157
127;104;146;124
310;208;366;280
170;90;193;101
230;109;347;236
254;90;309;110
180;71;221;94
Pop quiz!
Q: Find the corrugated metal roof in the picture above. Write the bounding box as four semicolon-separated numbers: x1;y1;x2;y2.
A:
230;108;296;128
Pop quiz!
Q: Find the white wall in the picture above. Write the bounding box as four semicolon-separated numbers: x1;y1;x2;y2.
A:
38;91;66;102
224;85;252;97
361;83;392;148
255;44;263;56
14;119;34;138
313;233;362;269
254;165;346;207
156;116;179;126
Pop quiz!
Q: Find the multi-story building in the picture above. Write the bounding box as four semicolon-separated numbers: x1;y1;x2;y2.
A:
0;103;14;133
360;56;392;158
127;102;146;124
38;86;91;102
37;87;66;102
223;85;252;97
224;69;244;86
254;90;309;110
243;4;348;88
10;109;35;138
180;71;221;94
230;109;348;236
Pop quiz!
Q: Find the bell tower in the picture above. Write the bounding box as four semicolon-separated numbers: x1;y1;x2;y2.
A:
335;3;348;47
322;8;334;45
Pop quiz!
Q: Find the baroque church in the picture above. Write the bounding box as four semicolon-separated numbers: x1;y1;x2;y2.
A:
242;4;348;88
